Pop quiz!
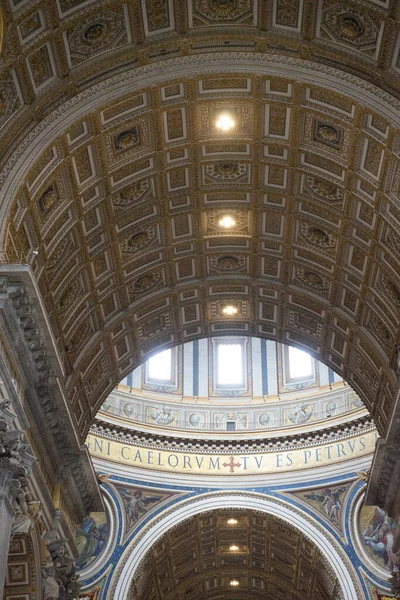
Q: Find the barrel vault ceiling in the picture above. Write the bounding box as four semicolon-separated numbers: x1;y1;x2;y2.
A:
131;509;344;600
0;0;400;439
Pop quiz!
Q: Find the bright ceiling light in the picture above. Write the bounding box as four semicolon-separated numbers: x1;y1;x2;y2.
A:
230;580;239;586
227;518;238;525
218;215;236;229
229;545;239;551
215;113;235;131
222;306;238;316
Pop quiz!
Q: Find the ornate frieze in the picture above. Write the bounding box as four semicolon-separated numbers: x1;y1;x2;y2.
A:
0;75;21;130
0;267;103;520
91;413;375;455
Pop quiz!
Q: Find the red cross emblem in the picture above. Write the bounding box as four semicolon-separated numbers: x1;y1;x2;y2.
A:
223;456;242;473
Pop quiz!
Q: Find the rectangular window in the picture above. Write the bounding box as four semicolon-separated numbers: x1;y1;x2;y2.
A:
147;348;172;382
288;346;313;379
217;343;243;386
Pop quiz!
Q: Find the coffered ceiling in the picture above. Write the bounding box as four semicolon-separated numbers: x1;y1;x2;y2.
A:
131;509;344;600
0;0;399;440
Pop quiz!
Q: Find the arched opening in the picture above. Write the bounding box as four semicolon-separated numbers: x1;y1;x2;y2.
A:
110;493;361;600
133;509;342;600
0;62;398;440
1;3;400;599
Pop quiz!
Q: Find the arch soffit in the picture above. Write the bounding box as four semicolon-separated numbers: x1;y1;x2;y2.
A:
2;54;400;216
1;56;400;438
109;491;362;600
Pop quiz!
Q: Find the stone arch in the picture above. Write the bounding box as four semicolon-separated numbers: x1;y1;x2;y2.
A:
1;56;399;438
109;491;363;599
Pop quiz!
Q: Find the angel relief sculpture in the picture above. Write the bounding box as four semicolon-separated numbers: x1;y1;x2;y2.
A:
149;406;176;426
287;404;313;424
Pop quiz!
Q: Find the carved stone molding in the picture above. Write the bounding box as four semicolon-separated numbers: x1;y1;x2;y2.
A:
366;383;400;519
92;414;375;454
0;402;35;503
110;491;362;599
42;514;82;600
0;266;103;520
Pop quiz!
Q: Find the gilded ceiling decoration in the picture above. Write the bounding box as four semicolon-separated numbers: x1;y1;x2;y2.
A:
0;0;399;441
131;509;344;600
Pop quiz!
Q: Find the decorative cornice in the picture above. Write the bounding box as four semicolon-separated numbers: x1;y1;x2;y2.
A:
35;383;102;515
91;414;375;455
102;381;367;438
0;266;103;518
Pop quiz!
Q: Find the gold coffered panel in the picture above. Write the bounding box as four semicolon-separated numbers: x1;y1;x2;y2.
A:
199;100;251;137
203;209;252;238
0;0;399;440
3;73;399;439
132;509;343;600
